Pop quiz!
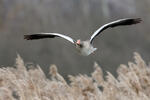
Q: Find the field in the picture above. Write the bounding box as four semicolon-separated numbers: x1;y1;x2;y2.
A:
0;52;150;100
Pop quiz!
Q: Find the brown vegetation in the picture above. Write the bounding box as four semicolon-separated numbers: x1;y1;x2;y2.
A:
0;52;150;100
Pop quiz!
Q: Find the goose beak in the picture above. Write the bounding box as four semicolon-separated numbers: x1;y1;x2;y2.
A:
76;40;81;45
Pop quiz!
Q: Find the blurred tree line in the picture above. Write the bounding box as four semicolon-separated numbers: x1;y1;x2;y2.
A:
0;0;149;77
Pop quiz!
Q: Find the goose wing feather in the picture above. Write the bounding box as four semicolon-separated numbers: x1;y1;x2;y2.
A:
24;33;75;44
90;18;141;43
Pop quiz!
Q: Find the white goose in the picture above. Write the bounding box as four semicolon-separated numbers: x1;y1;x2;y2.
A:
24;18;141;56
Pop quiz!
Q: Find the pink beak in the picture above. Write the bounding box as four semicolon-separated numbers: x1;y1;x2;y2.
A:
76;40;81;45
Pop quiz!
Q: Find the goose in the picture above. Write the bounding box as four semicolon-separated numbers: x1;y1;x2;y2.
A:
24;18;141;56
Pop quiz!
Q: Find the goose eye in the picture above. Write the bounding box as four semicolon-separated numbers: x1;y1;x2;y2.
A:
78;44;83;48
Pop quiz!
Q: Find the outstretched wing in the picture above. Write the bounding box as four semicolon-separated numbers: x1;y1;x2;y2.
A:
24;33;75;44
90;18;142;43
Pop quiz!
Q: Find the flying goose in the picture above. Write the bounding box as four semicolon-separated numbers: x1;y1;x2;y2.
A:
24;18;141;56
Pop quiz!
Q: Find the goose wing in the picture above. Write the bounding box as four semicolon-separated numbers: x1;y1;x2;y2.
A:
24;33;75;44
90;18;141;43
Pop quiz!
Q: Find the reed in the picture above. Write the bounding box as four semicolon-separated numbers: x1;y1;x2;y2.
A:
0;52;149;100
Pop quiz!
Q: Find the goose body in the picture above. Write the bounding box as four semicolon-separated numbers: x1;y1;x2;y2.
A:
76;40;97;56
24;18;141;56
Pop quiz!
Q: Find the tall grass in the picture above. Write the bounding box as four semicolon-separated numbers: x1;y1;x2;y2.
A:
0;52;150;100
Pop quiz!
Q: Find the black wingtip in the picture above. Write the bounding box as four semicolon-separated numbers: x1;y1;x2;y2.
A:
132;18;142;24
24;35;33;40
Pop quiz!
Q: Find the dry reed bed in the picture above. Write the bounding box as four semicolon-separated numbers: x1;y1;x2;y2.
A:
0;52;150;100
